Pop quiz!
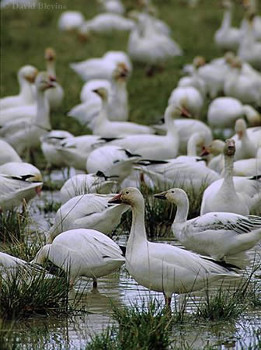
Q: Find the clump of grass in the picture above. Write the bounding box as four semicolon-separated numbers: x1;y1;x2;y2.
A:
40;199;61;214
0;209;29;242
0;266;70;320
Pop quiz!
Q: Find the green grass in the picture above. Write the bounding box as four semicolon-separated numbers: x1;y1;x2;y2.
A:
0;209;29;242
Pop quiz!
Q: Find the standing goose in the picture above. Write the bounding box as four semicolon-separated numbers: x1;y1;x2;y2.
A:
89;87;154;137
200;139;261;215
0;65;38;111
233;118;259;161
0;72;54;155
154;188;261;264
108;187;239;307
32;228;125;289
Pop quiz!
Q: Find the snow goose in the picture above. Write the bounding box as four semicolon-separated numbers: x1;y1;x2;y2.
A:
108;187;239;307
214;0;240;52
0;72;54;156
53;134;107;171
233;118;258;160
57;11;85;31
86;145;141;184
70;50;132;82
89;87;154;137
201;139;225;174
0;65;37;111
241;0;261;40
40;130;74;169
99;0;125;15
107;104;184;160
233;148;261;177
207;97;261;137
69;62;129;124
168;86;204;118
200;139;261;216
0;139;22;165
154;188;261;268
46;193;129;243
60;172;118;203
232;126;261;149
78;13;135;37
32;228;125;288
0;163;43;211
44;48;64;110
224;57;261;106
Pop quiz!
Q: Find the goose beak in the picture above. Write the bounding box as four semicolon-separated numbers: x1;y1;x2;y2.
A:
108;193;122;204
200;146;210;157
154;191;167;200
180;107;191;118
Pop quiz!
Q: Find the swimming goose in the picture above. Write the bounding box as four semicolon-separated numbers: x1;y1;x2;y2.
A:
0;65;37;111
70;50;132;82
0;72;54;155
214;0;240;52
154;188;261;264
46;193;129;243
0;139;22;165
32;228;125;288
168;86;204;118
107;104;184;160
108;187;239;307
57;11;85;31
207;97;261;137
44;48;64;110
86;145;141;184
60;172;118;203
89;87;154;137
200;139;261;216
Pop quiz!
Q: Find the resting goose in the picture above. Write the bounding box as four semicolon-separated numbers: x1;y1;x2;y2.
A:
57;11;85;31
155;188;261;264
207;97;261;137
60;172;118;204
32;228;125;288
99;0;125;15
89;87;154;137
200;139;261;216
0;72;54;155
0;65;37;111
44;48;64;110
233;118;258;160
214;0;240;52
108;104;185;160
233;148;261;177
0;139;22;165
46;193;129;243
86;145;141;184
70;50;132;82
108;187;239;307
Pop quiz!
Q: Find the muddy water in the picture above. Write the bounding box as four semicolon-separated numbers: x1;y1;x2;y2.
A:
2;172;261;349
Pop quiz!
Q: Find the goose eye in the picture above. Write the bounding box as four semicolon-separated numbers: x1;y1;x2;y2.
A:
125;191;129;194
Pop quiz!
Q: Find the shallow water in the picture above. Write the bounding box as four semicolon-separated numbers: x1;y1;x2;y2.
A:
1;175;261;349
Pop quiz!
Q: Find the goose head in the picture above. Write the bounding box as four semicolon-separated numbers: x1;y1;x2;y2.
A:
93;87;109;102
113;62;129;81
229;56;242;70
193;56;206;69
154;188;187;206
242;105;261;126
108;187;143;206
45;47;56;62
35;72;56;92
224;51;235;65
201;139;225;157
224;138;235;157
19;65;38;84
234;118;247;139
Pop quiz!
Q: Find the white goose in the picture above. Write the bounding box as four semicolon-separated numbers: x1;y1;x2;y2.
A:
70;50;132;82
0;65;37;111
44;48;64;110
0;139;22;165
99;0;125;15
0;163;43;211
108;187;239;307
108;104;184;160
46;193;129;243
168;86;204;118
0;72;54;155
233;148;261;177
200;139;261;216
86;145;141;184
57;11;85;31
69;62;129;124
89;87;154;137
155;188;261;264
233;118;258;161
32;228;125;288
214;0;240;52
60;172;118;204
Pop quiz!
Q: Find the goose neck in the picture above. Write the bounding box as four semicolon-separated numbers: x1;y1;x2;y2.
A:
165;111;178;139
174;197;189;224
46;61;56;77
222;153;234;186
18;77;35;104
221;8;231;30
97;98;109;124
35;89;51;129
